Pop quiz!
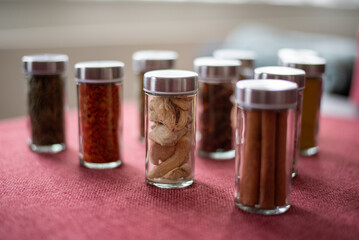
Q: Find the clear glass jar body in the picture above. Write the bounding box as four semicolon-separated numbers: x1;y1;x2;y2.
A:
26;74;66;153
198;79;235;159
137;72;146;141
77;82;123;169
292;89;303;177
300;76;322;156
145;93;196;188
235;107;296;215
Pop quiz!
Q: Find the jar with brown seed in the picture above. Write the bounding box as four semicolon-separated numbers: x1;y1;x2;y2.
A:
194;57;240;160
144;70;198;188
235;80;297;215
22;54;68;153
254;66;305;178
132;50;178;141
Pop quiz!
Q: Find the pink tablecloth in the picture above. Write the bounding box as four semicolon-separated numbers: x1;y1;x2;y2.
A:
1;102;359;240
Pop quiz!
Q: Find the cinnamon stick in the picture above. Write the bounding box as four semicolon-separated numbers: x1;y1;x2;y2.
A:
259;110;276;209
240;110;261;206
275;110;288;206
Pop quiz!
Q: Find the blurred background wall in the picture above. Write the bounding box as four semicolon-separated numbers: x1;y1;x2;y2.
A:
0;0;358;119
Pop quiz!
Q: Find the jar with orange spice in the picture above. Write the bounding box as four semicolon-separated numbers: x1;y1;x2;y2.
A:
132;50;178;141
75;61;124;169
281;56;326;156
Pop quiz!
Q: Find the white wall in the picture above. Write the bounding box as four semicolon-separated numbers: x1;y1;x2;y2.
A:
0;1;358;119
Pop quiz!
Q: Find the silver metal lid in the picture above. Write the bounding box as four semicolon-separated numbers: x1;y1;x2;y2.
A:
236;79;297;110
193;57;241;81
75;61;124;83
281;56;326;77
22;54;68;75
254;66;306;89
213;49;255;76
132;50;178;73
144;70;198;95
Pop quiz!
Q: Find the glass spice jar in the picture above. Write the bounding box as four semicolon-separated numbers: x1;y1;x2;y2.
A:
213;49;256;79
235;80;297;215
75;61;124;169
144;70;198;188
22;54;68;153
194;57;241;160
281;56;326;156
255;66;305;178
132;50;178;141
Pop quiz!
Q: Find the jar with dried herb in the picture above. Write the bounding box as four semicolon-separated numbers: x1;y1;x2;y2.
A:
255;66;305;178
22;54;68;153
235;80;297;215
132;50;178;141
75;61;124;169
213;49;256;80
194;57;240;160
281;56;326;156
144;70;198;189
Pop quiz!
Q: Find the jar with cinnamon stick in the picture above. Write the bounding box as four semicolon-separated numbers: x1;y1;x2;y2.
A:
144;70;198;188
235;80;297;215
213;49;255;79
194;57;241;160
132;50;178;141
281;56;326;156
22;54;68;153
75;61;124;169
255;66;305;178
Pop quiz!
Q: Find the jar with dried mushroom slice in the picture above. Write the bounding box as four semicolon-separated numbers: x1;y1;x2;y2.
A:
144;70;198;188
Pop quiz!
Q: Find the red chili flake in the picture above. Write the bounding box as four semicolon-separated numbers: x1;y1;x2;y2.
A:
78;83;122;163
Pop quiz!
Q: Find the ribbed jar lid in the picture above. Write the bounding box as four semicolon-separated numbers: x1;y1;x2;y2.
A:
254;66;306;89
144;69;198;95
213;49;255;68
22;54;68;75
132;50;178;73
236;79;297;110
75;61;124;83
193;57;241;81
281;56;326;77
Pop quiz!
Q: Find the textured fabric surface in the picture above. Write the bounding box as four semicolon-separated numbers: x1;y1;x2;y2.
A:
0;102;359;240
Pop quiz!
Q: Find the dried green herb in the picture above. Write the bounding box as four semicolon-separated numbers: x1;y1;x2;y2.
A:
28;75;65;145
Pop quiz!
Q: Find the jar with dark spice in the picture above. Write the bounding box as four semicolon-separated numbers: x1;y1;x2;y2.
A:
22;54;68;153
213;49;256;79
144;70;198;188
194;57;240;160
75;61;124;169
281;56;326;156
132;50;178;141
235;80;297;215
255;66;305;178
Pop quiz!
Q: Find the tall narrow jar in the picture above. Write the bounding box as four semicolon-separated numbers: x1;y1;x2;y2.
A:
235;80;297;215
144;70;198;188
281;56;326;156
22;54;68;153
194;57;241;160
132;50;178;141
255;66;305;178
213;49;256;79
75;61;124;169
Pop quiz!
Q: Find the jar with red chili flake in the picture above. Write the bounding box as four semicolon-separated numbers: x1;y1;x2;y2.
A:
75;61;124;169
